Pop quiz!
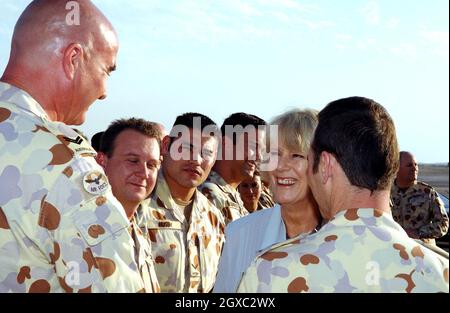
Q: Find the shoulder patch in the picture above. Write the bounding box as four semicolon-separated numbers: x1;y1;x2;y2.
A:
83;171;109;195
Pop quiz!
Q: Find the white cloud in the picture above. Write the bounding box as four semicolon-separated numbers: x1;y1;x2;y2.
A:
420;30;449;58
336;33;352;42
102;0;332;44
257;0;317;12
298;18;334;30
390;44;417;58
385;17;400;29
361;1;380;25
271;11;290;23
357;38;377;50
228;0;263;17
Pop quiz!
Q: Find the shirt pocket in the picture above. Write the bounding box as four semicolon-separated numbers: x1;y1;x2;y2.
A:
73;196;130;246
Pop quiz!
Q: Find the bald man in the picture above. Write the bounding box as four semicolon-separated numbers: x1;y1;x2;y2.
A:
391;151;449;245
0;1;147;292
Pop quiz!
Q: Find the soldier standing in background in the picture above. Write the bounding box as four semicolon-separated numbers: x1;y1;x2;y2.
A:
391;151;449;245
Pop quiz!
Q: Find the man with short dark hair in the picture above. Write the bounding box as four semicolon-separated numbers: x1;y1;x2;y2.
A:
91;131;104;152
138;113;225;293
200;113;266;225
238;97;448;292
391;151;448;245
97;118;162;293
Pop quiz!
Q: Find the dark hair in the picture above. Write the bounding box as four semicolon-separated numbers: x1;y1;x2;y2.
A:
311;96;399;191
91;131;104;152
171;112;218;134
220;112;266;145
168;112;219;145
101;118;162;157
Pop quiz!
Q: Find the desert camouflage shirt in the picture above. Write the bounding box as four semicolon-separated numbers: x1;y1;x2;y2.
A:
129;211;160;293
391;181;449;241
200;171;248;225
257;184;275;211
238;208;449;293
0;82;145;292
137;173;225;293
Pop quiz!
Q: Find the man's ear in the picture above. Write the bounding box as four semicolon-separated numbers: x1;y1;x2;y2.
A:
96;152;107;169
319;151;334;184
161;135;171;155
62;43;83;80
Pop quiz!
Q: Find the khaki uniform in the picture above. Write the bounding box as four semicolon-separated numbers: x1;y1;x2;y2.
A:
200;171;248;225
0;82;145;292
391;181;449;244
137;173;225;293
238;208;449;293
129;211;160;293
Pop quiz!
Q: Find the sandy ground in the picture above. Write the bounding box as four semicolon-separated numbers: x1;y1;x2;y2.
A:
418;164;449;197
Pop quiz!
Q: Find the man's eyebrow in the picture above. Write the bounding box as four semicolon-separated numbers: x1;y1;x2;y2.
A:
202;146;214;152
124;152;139;157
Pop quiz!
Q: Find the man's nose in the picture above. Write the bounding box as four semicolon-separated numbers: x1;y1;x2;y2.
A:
136;164;150;178
255;148;263;162
190;151;202;164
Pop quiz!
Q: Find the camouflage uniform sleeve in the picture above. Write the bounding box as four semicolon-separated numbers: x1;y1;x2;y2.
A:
419;190;449;238
236;262;259;293
45;157;145;292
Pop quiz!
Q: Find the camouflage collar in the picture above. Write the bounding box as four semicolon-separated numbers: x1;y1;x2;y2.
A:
0;82;49;121
154;171;201;212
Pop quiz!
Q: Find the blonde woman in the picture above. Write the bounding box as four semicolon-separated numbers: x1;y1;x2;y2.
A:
214;108;321;293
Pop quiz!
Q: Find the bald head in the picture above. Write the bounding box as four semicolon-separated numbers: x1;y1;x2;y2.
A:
397;151;418;188
10;0;116;66
1;0;119;125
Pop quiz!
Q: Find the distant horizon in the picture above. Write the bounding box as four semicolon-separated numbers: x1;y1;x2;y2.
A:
419;162;449;166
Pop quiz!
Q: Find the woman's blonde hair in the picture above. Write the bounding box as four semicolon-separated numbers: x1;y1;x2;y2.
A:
268;108;318;153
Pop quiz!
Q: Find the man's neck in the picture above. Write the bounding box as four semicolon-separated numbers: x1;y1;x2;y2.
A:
395;178;415;189
243;201;258;213
1;73;58;121
123;202;140;221
213;160;242;189
328;187;392;219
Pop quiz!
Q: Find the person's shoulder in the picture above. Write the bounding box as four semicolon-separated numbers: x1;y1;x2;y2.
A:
416;181;438;194
197;190;221;211
200;180;221;192
199;181;225;203
417;181;433;188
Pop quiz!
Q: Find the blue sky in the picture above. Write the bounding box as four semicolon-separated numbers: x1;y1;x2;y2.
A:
1;0;448;163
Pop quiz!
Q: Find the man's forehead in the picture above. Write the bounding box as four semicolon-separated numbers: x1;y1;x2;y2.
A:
237;128;266;142
401;153;416;164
